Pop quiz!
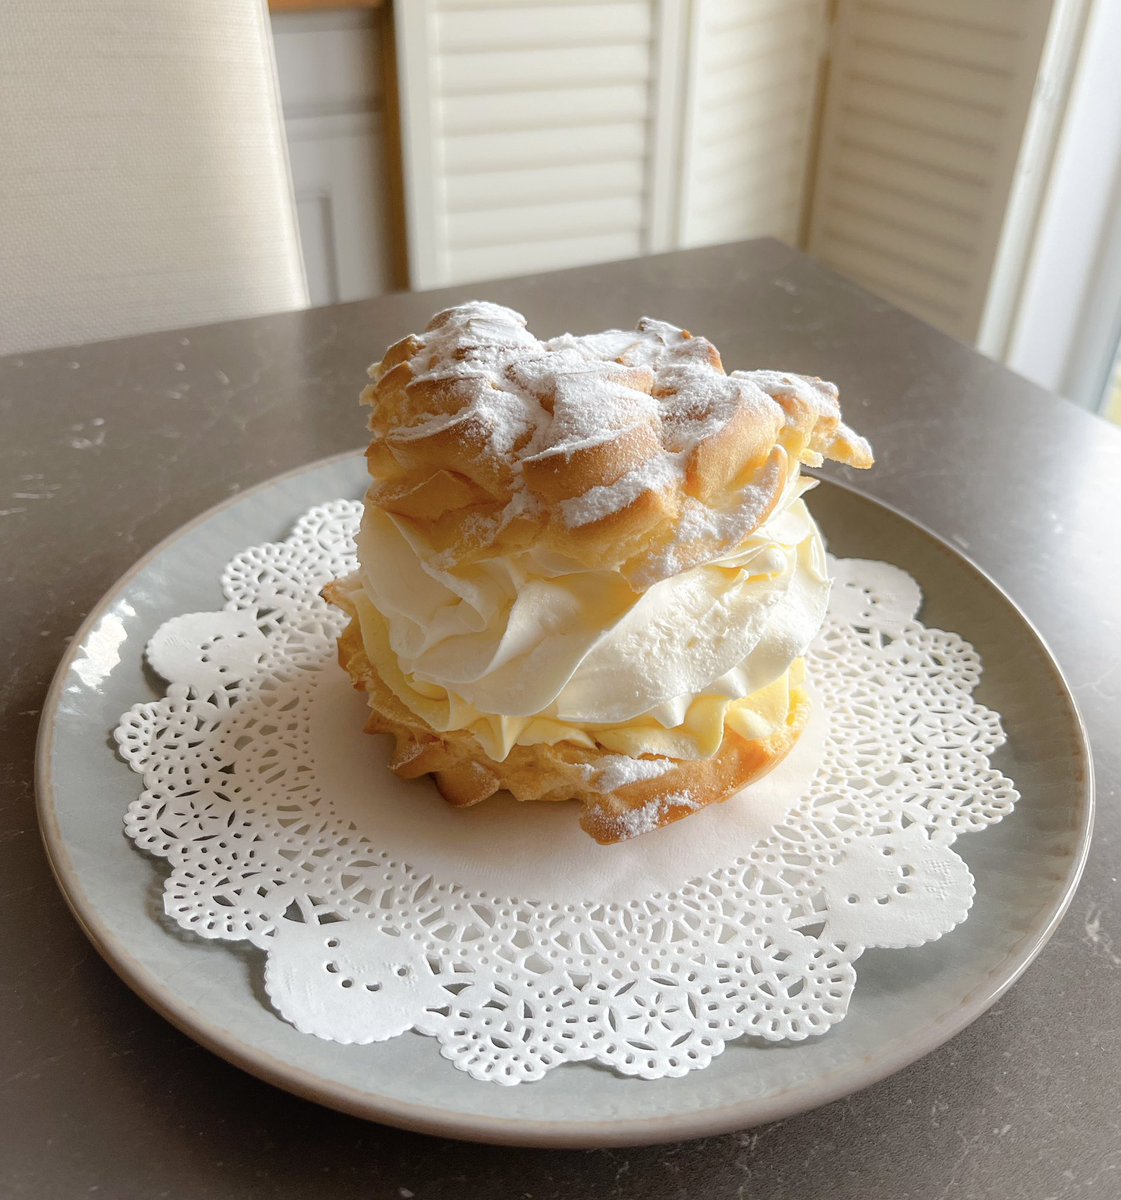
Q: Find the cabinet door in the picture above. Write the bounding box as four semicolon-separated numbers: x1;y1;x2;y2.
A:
273;10;395;306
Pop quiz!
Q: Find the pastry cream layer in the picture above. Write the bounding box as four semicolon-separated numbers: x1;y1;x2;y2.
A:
342;474;828;762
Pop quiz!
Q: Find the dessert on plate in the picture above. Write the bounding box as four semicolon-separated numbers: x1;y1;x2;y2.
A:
326;302;872;843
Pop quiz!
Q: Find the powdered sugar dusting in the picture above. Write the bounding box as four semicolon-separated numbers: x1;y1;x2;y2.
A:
629;452;790;587
560;453;681;528
610;789;701;840
591;754;676;793
365;302;871;581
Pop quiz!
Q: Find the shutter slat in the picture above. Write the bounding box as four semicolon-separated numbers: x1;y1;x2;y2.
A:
821;238;969;317
856;0;1029;37
438;3;651;51
441;43;652;94
851;11;1020;73
841;77;1004;149
823;173;980;250
706;0;797;35
691;169;803;221
849;50;1010;113
702;13;817;71
441;84;649;134
829;143;986;216
442;121;647;172
705;210;800;244
447;195;645;247
821;209;975;283
836;104;996;181
446;160;647;211
697;63;816;119
448;230;643;281
693;126;809;186
441;0;641;9
697;92;811;150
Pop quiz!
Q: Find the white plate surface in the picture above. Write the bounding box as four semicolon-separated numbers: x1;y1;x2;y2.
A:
36;453;1093;1147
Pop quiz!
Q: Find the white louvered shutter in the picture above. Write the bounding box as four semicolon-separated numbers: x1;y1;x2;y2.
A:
394;0;837;289
396;0;672;288
806;0;1062;344
678;0;827;248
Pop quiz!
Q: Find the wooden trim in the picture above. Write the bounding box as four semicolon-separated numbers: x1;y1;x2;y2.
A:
269;0;383;13
797;0;835;252
379;0;410;290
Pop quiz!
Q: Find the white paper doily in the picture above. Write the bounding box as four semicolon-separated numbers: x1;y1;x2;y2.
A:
114;500;1019;1085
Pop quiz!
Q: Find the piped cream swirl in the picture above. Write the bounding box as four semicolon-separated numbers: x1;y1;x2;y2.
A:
344;472;829;762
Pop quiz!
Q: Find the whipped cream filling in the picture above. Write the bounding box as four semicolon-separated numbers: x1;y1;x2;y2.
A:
346;471;829;762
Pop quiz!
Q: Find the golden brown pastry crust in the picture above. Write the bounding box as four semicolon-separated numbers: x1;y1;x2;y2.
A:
362;305;872;590
326;582;810;845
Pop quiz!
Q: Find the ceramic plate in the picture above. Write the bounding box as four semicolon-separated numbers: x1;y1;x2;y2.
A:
36;453;1093;1148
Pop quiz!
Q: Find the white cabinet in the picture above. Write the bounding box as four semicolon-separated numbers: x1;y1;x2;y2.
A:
272;9;397;306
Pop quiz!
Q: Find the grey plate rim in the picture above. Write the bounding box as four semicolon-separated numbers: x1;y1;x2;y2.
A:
35;450;1095;1149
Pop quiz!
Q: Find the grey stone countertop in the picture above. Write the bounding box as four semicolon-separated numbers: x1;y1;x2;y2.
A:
2;240;1119;1198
